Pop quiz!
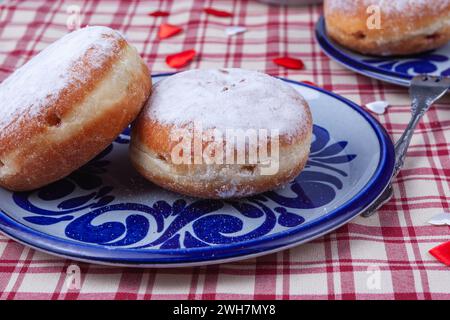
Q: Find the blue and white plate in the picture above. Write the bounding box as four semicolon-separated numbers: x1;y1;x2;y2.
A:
316;17;450;87
0;74;395;267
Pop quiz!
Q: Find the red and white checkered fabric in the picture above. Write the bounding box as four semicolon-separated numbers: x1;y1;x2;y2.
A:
0;0;449;300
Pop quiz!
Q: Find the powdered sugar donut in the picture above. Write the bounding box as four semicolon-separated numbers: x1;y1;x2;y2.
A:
0;26;151;191
324;0;450;56
130;68;312;199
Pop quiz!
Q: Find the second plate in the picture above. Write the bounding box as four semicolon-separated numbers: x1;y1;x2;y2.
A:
315;17;450;87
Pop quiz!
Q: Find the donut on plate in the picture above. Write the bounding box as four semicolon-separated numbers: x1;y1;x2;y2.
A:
0;26;152;191
324;0;450;56
130;68;313;199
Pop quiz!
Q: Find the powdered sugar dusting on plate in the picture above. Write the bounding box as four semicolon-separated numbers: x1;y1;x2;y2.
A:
146;68;310;136
0;26;122;133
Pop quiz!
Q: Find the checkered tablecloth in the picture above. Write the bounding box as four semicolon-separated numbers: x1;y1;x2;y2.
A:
0;0;449;300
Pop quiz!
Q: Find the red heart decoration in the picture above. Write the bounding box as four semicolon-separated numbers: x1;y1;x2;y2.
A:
149;10;170;17
301;80;318;87
204;7;233;17
273;57;305;70
166;50;196;69
429;241;450;266
158;23;183;40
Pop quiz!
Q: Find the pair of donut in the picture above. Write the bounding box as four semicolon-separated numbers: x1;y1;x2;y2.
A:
0;27;313;199
324;0;450;56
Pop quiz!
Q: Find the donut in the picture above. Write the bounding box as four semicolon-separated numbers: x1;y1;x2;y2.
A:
324;0;450;56
0;26;152;191
130;68;313;199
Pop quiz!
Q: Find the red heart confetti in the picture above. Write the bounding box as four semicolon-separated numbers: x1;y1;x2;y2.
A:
429;241;450;266
158;23;183;40
204;7;233;17
301;80;318;87
273;57;305;70
166;50;196;69
149;10;170;17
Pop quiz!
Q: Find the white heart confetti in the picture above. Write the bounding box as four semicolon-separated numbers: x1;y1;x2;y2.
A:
428;212;450;226
365;100;390;115
225;26;247;36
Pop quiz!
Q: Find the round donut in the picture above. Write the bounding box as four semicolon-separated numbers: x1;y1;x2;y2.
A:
130;68;313;199
324;0;450;56
0;26;152;191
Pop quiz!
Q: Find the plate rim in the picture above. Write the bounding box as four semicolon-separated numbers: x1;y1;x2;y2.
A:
315;16;413;87
0;74;396;266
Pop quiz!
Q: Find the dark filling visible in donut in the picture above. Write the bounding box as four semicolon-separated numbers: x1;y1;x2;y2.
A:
426;33;441;40
241;165;257;175
352;31;366;39
46;113;62;127
0;160;4;168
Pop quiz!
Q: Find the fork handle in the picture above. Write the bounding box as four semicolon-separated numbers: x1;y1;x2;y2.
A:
361;100;428;218
393;100;429;176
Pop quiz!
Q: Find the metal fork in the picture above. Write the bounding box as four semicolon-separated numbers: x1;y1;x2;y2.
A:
361;75;450;217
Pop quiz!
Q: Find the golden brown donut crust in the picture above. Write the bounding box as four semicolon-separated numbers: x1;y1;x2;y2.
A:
129;136;311;199
324;0;450;56
0;28;152;191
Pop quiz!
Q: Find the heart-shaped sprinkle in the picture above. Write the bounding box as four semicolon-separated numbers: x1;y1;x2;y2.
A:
301;80;319;87
149;10;170;17
225;26;247;36
428;212;450;226
166;50;196;68
365;101;390;114
273;57;305;70
204;7;233;17
158;23;183;40
429;241;450;266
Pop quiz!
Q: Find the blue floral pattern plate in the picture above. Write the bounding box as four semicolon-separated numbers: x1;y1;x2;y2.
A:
315;17;450;87
0;74;395;267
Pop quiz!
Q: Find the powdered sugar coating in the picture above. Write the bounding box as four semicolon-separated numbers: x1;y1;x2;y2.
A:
146;68;310;137
0;26;123;134
327;0;450;16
